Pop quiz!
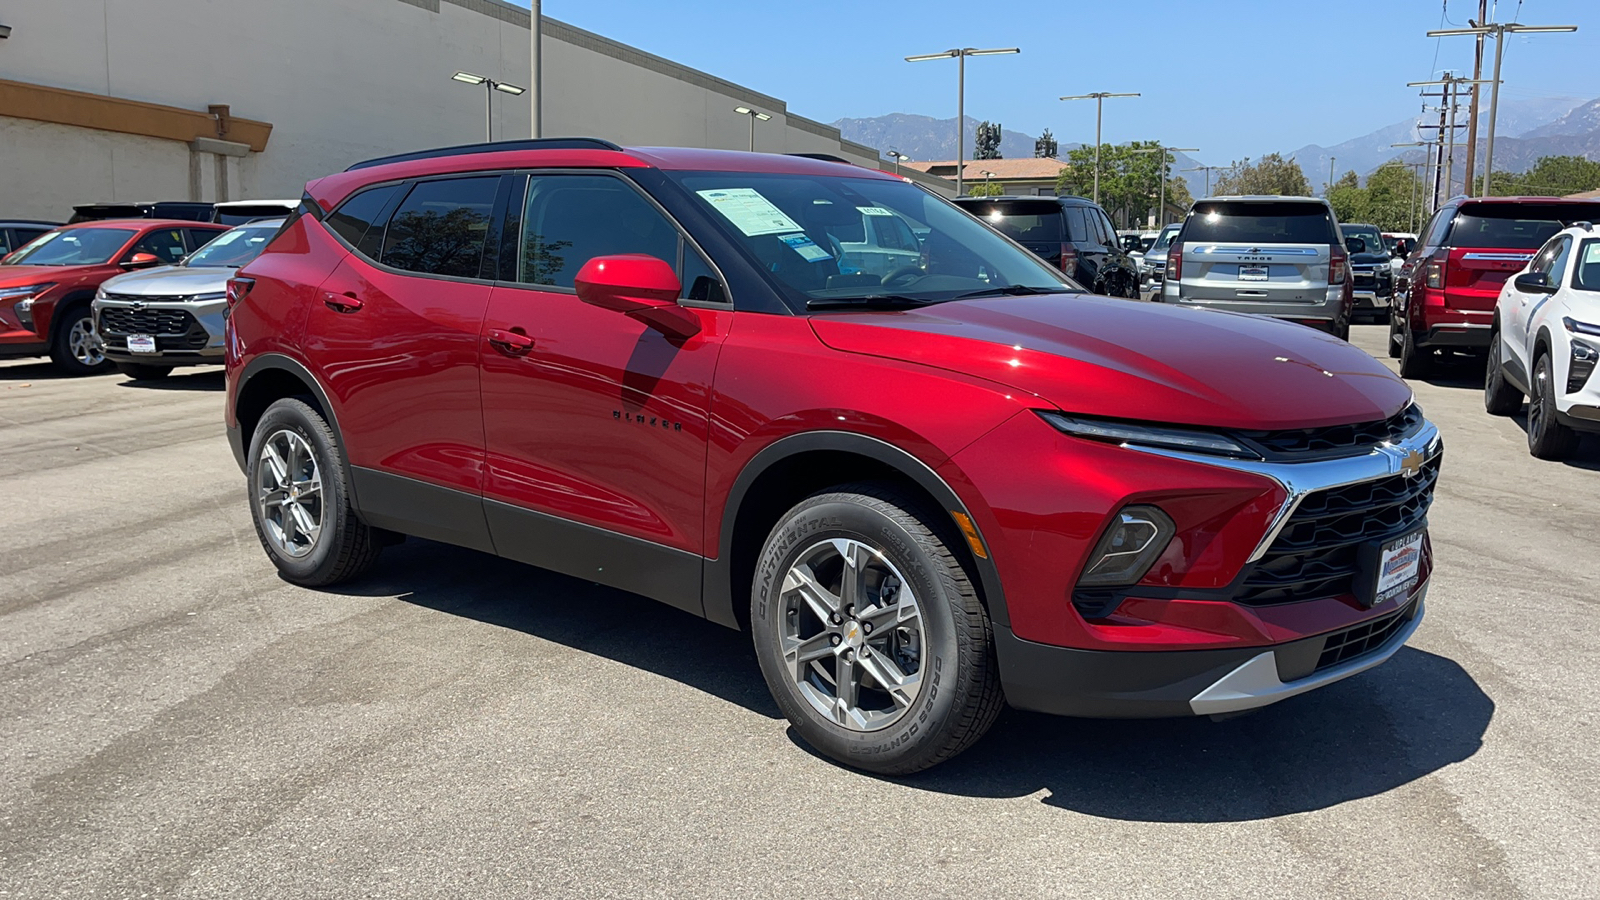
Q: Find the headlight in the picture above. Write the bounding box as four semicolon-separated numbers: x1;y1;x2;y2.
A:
1563;316;1600;338
0;283;56;300
1037;411;1260;459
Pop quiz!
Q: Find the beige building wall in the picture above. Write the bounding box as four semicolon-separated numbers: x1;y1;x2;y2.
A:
0;0;940;222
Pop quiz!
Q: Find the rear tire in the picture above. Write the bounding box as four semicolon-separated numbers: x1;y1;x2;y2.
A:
751;483;1003;775
1483;331;1522;416
1398;325;1433;379
1527;352;1578;460
247;397;384;586
114;362;173;380
48;306;112;376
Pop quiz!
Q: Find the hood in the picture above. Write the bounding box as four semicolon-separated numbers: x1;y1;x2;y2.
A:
809;294;1413;431
99;265;232;297
0;264;101;284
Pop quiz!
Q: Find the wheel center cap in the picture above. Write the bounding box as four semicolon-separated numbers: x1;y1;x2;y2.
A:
841;621;865;650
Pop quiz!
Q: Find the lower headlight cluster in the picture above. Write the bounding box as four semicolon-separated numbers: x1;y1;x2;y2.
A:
1077;505;1175;587
1571;340;1598;394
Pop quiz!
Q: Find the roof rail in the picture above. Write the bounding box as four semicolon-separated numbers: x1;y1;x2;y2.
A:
345;137;626;171
786;152;855;166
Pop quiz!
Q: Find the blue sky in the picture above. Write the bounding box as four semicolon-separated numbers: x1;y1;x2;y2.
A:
518;0;1600;164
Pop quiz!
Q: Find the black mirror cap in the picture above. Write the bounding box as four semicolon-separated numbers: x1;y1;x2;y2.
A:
1514;271;1557;294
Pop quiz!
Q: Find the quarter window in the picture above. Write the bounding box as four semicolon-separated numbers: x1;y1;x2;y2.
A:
1424;208;1454;248
517;174;681;288
328;183;403;258
380;177;500;278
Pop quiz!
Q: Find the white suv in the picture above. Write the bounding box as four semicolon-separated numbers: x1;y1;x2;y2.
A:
1486;223;1600;458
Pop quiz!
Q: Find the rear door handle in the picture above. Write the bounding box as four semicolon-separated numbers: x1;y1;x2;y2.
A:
322;291;363;313
488;328;535;354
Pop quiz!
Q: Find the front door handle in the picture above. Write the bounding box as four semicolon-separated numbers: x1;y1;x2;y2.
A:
488;328;535;355
322;291;363;313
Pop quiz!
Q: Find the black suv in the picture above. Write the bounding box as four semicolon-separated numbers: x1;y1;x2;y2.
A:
1340;222;1394;322
67;202;216;224
954;195;1140;298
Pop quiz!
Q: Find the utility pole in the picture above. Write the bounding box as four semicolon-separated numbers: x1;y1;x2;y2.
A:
906;47;1021;195
1463;0;1487;196
1429;20;1578;196
1060;92;1141;205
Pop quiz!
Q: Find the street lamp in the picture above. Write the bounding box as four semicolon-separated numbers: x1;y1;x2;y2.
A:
1427;22;1577;195
1132;146;1197;225
905;47;1021;195
980;169;996;195
453;71;526;142
734;106;773;153
887;150;911;176
1181;165;1225;198
1059;92;1140;205
1328;156;1337;197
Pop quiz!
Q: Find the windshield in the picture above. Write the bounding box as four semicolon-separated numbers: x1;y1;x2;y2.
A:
1447;205;1600;250
1152;224;1181;251
1340;225;1386;255
4;228;135;266
184;222;279;267
672;171;1076;306
1184;201;1336;244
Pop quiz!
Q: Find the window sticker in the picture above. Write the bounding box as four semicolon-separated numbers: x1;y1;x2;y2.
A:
208;230;246;246
1584;242;1600;265
695;187;803;236
857;207;896;217
779;232;832;262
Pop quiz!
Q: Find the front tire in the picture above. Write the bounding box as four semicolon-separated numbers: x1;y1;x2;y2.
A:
247;397;384;585
1527;352;1578;460
48;306;112;375
751;484;1003;775
1484;331;1522;416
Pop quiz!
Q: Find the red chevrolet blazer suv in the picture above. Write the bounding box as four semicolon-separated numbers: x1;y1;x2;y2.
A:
224;139;1441;773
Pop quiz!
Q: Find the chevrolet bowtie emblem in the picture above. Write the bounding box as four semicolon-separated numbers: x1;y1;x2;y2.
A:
1398;448;1424;479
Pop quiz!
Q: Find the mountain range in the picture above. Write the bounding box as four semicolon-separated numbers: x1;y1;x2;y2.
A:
833;95;1600;198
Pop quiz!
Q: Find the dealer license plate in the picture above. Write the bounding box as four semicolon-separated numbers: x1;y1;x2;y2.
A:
1239;265;1269;281
1374;530;1423;606
127;335;157;353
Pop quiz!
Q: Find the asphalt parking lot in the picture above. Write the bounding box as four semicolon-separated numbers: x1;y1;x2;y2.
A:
2;324;1597;900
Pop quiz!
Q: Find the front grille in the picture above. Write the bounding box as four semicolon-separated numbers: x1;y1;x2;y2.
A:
1237;404;1424;461
1353;272;1375;286
1315;600;1416;671
1234;452;1440;607
99;306;194;336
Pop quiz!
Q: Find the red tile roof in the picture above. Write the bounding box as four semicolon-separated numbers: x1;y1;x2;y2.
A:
904;157;1069;181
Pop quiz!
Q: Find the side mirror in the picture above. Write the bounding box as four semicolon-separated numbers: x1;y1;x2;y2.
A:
121;252;162;269
1345;237;1366;254
1513;271;1557;295
574;254;700;339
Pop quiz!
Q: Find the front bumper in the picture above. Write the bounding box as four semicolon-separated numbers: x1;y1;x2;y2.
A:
1352;290;1391;310
95;299;226;366
999;584;1426;717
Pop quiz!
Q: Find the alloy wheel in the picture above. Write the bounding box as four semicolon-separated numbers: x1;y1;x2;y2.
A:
68;316;105;367
256;429;324;558
779;538;924;732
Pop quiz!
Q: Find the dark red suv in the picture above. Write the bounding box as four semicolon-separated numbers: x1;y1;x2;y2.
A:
1391;196;1600;377
225;139;1441;773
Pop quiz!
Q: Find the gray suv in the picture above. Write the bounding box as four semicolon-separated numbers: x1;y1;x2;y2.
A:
1159;196;1354;339
93;218;283;379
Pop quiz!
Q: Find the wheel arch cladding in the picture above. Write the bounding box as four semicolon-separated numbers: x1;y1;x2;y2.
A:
705;431;1008;633
48;290;97;340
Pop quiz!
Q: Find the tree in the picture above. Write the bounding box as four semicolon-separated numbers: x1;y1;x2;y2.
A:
1474;155;1600;197
1326;162;1423;233
974;121;1002;160
967;181;1004;197
1212;153;1313;197
1035;129;1058;159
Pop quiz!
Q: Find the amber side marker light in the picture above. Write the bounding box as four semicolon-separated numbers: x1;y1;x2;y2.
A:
950;511;989;560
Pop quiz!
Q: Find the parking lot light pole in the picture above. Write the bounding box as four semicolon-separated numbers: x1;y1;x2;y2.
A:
1328;157;1336;197
887;150;910;176
1132;146;1197;225
734;106;772;152
1427;22;1577;195
453;72;525;142
906;48;1021;195
1182;165;1224;198
1060;92;1140;205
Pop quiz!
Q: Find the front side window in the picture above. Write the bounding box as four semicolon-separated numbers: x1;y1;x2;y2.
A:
1574;240;1600;292
131;228;189;264
380;177;499;278
518;174;680;288
1548;236;1573;286
672;170;1073;307
5;227;136;266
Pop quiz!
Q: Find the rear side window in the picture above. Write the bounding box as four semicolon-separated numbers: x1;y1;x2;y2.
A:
327;184;403;257
380;177;500;278
1444;205;1600;250
1184;201;1336;244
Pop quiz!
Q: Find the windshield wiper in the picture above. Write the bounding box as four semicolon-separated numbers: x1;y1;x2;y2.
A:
953;284;1077;300
805;294;935;310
